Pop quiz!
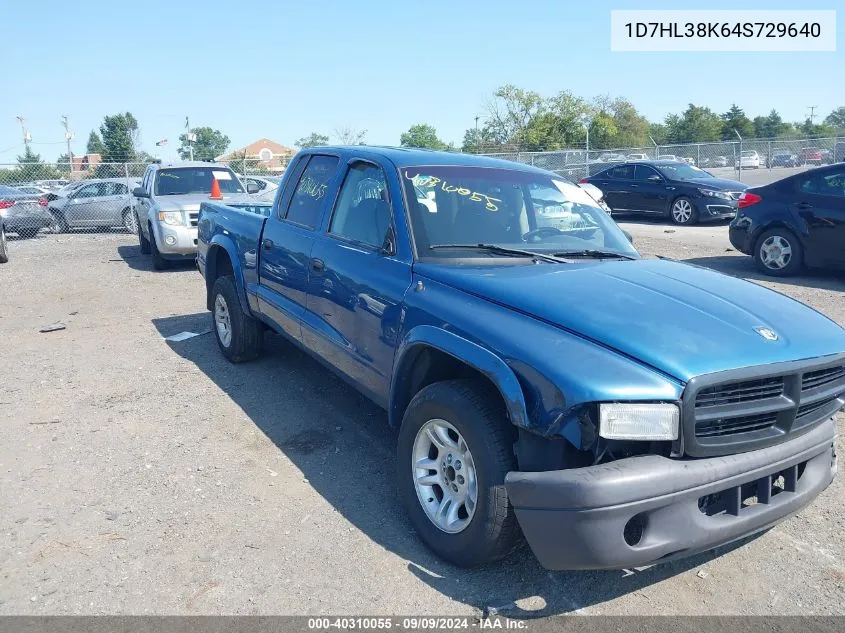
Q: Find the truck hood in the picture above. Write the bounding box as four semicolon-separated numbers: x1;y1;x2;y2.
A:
414;259;845;382
156;193;254;212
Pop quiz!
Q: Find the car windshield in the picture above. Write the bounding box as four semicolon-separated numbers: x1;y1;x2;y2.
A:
741;151;756;157
154;167;245;196
401;166;638;260
655;163;714;181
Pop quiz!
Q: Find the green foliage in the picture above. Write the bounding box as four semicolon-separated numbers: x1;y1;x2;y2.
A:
0;146;63;182
720;104;754;140
824;107;845;131
399;124;450;150
99;112;138;163
56;153;72;174
294;133;330;149
797;118;835;138
86;130;105;155
664;104;723;143
178;127;230;161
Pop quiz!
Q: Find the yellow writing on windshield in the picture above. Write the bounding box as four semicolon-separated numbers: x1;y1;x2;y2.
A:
406;172;501;212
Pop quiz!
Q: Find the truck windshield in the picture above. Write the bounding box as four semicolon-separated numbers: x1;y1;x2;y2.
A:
154;167;245;196
401;166;638;260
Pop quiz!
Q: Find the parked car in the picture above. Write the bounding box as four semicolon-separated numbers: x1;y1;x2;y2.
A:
14;184;53;197
729;165;845;276
735;150;761;169
819;149;834;165
767;152;799;168
582;160;746;225
657;154;679;161
0;184;53;237
134;162;256;269
681;157;696;165
0;213;8;263
700;156;728;168
627;153;649;161
799;148;823;165
198;146;844;571
47;178;140;233
597;152;626;163
239;175;279;195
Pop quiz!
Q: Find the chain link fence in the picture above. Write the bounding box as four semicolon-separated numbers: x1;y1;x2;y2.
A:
480;136;845;182
0;157;287;238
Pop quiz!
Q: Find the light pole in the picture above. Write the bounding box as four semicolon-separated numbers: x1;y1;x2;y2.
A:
474;115;480;153
580;114;592;176
733;128;743;183
61;115;74;172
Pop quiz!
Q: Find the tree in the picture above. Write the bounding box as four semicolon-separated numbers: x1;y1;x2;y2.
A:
13;146;61;181
664;104;723;143
294;132;330;149
647;122;668;145
99;112;138;163
486;84;546;146
334;126;367;145
824;107;845;131
720;104;754;140
797;118;835;138
399;124;449;150
177;126;230;161
752;110;794;139
461;125;498;153
86;130;105;155
56;153;72;174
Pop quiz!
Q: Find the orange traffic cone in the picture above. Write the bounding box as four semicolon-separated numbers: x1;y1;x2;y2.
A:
210;178;223;200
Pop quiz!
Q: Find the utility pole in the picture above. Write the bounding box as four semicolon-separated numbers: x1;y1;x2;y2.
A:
16;116;31;147
807;105;819;123
61;115;74;172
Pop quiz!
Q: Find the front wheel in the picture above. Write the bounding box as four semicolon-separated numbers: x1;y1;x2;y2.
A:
137;218;151;254
48;210;68;233
397;379;520;567
122;208;136;233
210;275;263;363
670;196;698;225
754;228;803;277
149;226;169;270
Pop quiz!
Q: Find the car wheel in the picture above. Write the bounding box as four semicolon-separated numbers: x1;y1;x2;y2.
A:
754;228;803;277
210;275;263;362
17;228;40;238
397;379;520;567
670;196;698;225
0;224;8;263
122;208;136;233
149;225;169;270
48;210;68;233
137;217;151;254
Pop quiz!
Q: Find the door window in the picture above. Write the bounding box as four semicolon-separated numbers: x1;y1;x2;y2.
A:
329;163;392;250
798;170;845;198
104;182;128;195
634;165;660;181
607;165;635;180
284;155;339;229
75;183;103;198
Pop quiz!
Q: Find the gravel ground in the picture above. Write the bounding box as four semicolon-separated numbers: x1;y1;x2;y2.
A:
0;229;843;618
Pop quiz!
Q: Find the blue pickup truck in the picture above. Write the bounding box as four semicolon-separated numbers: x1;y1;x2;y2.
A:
197;147;844;570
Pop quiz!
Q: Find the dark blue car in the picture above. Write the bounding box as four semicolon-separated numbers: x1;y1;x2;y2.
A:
583;160;747;225
197;147;844;570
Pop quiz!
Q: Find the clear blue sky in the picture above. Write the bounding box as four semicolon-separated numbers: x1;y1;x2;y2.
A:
1;0;840;163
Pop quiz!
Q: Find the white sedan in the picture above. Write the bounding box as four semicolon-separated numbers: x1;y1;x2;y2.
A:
735;151;761;169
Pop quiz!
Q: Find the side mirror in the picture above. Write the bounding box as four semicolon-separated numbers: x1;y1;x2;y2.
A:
246;182;261;194
133;187;149;198
647;175;662;183
623;230;634;244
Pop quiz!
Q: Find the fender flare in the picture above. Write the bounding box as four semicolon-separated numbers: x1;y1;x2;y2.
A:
389;325;529;429
204;235;250;313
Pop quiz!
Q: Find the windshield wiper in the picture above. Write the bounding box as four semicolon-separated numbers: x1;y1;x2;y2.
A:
552;249;636;260
429;244;570;264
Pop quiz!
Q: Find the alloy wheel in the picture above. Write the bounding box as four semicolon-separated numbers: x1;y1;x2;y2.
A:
672;199;693;223
214;294;232;348
759;235;792;270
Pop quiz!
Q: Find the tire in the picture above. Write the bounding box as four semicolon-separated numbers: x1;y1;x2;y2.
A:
754;228;803;277
137;217;151;254
397;379;520;567
0;224;8;264
670;196;698;225
149;225;169;270
48;210;68;233
122;208;136;233
17;227;40;238
210;275;263;363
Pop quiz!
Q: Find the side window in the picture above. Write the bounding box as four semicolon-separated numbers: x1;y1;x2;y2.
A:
284;155;339;229
634;165;659;181
329;162;391;250
799;171;845;198
608;165;635;180
76;184;100;198
112;182;128;195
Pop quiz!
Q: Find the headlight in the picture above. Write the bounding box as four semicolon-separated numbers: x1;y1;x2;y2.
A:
158;211;184;226
698;188;732;200
599;403;679;441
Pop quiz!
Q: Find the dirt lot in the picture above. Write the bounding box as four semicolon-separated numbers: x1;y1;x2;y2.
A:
0;227;843;617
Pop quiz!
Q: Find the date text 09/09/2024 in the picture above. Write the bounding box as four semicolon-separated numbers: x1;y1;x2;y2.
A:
625;22;821;39
307;618;527;630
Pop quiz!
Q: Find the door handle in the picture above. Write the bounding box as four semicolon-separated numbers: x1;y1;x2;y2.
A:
795;202;813;210
262;238;274;249
311;258;325;272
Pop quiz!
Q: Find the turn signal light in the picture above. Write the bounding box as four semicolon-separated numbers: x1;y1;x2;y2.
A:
578;178;588;184
738;192;762;209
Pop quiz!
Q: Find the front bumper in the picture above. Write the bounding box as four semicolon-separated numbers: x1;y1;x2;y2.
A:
152;221;198;259
505;417;836;570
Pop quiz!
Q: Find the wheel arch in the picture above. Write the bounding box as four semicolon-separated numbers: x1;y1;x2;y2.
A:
389;326;529;432
204;237;250;314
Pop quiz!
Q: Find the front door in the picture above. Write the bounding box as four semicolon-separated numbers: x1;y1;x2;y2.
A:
256;154;340;341
304;160;411;402
64;182;105;226
633;164;670;213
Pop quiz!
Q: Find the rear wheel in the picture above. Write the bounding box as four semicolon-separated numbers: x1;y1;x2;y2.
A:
670;196;698;225
754;228;803;277
397;379;520;567
210;275;263;362
149;225;168;270
0;224;8;263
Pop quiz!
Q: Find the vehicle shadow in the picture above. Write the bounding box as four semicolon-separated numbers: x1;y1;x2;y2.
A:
683;255;845;293
116;244;197;273
152;311;759;618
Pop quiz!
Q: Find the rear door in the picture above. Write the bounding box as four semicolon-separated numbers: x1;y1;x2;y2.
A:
593;165;636;211
304;158;411;402
255;154;341;341
792;168;845;267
